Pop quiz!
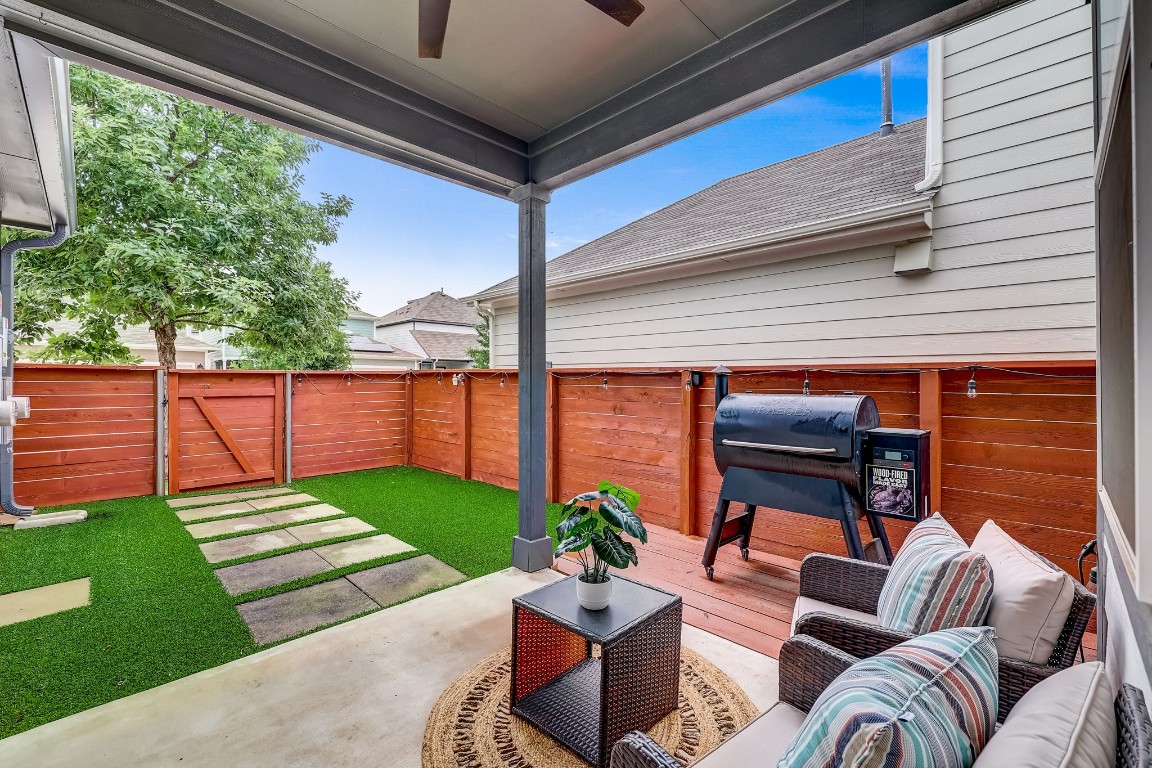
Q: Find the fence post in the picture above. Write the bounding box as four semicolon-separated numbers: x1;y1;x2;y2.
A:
283;372;293;484
547;371;560;503
918;369;944;514
167;369;180;494
679;370;697;536
404;371;414;466
155;368;167;496
461;373;472;480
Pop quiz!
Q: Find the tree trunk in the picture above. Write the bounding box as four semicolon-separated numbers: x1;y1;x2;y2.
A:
153;319;178;369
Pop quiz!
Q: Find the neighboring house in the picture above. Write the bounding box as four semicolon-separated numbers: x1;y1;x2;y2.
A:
469;0;1093;368
23;319;217;368
374;291;480;369
340;309;425;370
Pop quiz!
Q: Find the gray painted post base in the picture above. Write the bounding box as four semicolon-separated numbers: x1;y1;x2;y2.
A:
512;535;554;573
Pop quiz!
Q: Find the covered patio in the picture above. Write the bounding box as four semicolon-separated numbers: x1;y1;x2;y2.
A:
0;0;1148;766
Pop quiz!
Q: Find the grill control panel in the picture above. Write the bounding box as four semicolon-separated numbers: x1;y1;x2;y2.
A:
861;428;930;521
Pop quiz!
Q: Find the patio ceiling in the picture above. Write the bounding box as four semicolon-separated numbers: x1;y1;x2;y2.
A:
0;0;1025;195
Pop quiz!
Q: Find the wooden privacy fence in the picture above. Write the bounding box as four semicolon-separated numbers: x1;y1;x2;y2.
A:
11;362;1097;575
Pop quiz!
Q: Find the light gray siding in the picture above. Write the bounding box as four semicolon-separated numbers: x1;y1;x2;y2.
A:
490;0;1095;368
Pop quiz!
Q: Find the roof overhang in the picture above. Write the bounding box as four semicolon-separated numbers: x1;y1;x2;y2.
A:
0;19;76;232
0;0;1025;198
468;196;934;305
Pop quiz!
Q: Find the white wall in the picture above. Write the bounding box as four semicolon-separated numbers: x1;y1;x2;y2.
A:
374;323;422;356
490;0;1095;369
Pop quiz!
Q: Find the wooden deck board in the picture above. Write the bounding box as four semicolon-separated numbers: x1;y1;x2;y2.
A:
555;522;1097;662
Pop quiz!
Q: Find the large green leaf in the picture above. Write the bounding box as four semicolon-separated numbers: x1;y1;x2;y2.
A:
599;496;648;544
591;529;633;569
598;481;640;512
555;534;590;557
567;491;602;504
556;511;585;539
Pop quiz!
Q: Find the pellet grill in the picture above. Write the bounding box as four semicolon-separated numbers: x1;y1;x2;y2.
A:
701;373;929;579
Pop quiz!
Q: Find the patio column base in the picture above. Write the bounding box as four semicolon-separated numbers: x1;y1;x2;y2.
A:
512;535;554;573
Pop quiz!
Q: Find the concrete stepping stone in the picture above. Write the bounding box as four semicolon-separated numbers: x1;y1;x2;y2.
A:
0;578;90;627
287;517;374;544
167;487;297;508
175;500;258;523
199;529;300;564
264;503;344;525
312;534;416;568
247;493;317;510
13;510;87;529
346;555;466;607
214;550;332;596
185;514;276;540
237;578;378;644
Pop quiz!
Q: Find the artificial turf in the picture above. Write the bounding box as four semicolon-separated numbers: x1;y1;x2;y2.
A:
0;466;561;739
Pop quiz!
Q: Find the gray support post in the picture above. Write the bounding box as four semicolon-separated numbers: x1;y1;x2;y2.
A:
284;372;293;484
510;183;554;572
155;368;167;496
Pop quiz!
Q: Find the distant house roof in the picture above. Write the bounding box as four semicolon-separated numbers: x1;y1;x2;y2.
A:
376;291;480;327
344;334;422;359
471;120;929;300
345;308;380;321
411;330;478;361
31;319;217;352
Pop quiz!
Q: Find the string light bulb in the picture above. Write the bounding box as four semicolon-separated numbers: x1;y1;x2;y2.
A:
602;375;609;390
499;375;505;389
967;366;978;399
802;369;810;396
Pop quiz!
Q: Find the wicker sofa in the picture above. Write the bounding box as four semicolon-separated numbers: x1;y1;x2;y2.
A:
792;549;1096;662
608;634;1151;768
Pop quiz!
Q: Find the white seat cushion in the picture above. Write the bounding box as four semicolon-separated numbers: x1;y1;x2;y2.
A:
973;661;1116;768
970;519;1077;665
695;702;807;768
791;594;878;635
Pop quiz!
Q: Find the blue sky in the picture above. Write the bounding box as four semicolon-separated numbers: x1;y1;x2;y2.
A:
301;44;928;315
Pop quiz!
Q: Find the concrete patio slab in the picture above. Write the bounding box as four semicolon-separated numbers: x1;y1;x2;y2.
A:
263;503;344;525
0;569;778;768
0;578;91;627
311;534;416;568
236;577;378;644
167;487;297;508
247;493;317;510
199;530;300;564
345;555;466;606
285;517;373;544
175;501;257;523
185;515;276;540
214;551;333;596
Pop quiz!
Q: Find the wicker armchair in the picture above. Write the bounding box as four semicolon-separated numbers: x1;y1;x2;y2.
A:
609;634;856;768
794;552;1096;668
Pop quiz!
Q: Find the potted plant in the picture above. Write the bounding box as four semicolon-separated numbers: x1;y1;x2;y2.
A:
555;481;647;610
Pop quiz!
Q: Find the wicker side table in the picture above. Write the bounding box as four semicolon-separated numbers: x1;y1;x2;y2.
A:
511;575;683;767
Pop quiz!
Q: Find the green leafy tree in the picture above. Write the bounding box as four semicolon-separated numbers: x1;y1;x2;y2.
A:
12;64;356;369
466;314;491;368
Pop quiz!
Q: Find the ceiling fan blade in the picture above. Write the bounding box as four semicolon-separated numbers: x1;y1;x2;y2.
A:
418;0;452;59
583;0;646;26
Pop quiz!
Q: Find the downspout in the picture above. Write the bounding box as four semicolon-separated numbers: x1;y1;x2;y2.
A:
0;223;68;515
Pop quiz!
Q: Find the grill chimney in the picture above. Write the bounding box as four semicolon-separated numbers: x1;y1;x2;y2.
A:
880;57;894;137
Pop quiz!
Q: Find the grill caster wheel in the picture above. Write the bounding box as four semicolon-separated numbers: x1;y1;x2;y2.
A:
705;567;715;580
740;548;750;561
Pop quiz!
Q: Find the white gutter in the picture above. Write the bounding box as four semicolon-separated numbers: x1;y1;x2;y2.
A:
468;196;933;304
915;38;944;193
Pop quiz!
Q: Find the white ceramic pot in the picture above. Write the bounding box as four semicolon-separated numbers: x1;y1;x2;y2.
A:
576;574;613;611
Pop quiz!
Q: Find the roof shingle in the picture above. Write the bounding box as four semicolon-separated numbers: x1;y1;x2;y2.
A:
376;291;480;327
475;121;928;298
411;330;478;361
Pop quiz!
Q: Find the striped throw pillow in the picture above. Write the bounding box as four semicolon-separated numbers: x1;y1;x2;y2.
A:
777;627;999;768
876;513;994;634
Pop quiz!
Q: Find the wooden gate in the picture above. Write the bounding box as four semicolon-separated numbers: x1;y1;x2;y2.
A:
168;370;284;493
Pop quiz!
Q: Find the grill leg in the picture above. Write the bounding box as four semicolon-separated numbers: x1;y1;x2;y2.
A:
701;497;731;580
839;515;867;560
865;513;893;563
738;504;756;561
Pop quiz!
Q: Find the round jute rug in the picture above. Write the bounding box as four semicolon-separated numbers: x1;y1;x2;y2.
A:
422;646;759;768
